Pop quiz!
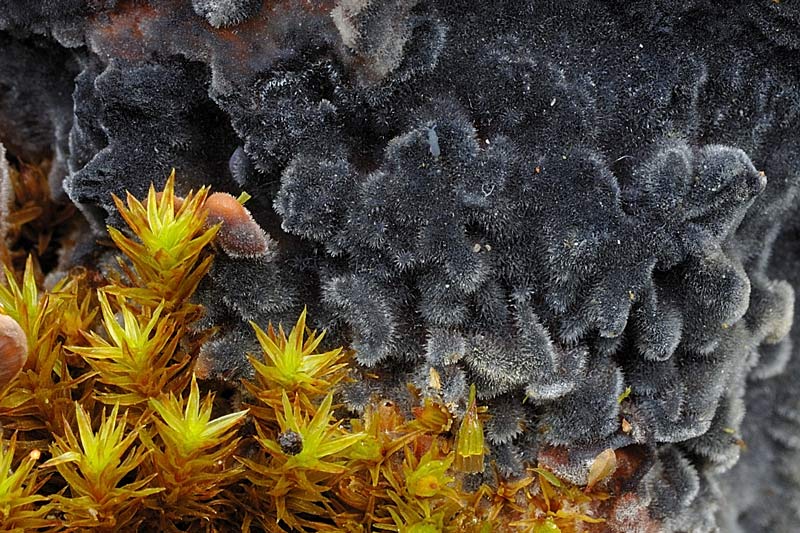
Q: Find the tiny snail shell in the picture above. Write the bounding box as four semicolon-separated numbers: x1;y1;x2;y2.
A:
0;314;28;386
205;192;273;259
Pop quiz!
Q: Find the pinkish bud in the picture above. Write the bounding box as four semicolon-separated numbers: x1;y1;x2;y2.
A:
205;192;273;259
0;314;28;386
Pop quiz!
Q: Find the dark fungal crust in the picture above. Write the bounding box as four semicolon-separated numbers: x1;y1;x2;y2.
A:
2;1;800;530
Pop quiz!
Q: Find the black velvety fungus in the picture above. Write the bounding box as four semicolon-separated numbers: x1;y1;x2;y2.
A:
2;1;800;530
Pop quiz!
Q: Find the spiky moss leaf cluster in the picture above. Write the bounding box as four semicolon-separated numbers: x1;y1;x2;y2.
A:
68;170;217;408
52;171;248;530
242;312;509;531
243;307;350;422
0;172;245;531
238;311;365;531
0;257;95;443
141;375;248;526
241;390;365;530
71;295;182;406
107;168;218;313
43;403;161;530
0;434;54;532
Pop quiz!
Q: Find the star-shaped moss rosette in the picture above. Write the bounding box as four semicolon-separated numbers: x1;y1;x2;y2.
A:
0;433;54;531
106;169;217;314
69;293;185;406
243;307;351;421
141;374;248;524
0;256;94;442
43;403;161;529
240;391;365;531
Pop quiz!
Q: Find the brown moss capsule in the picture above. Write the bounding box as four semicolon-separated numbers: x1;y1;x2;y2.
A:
455;384;485;473
0;313;28;386
586;448;617;491
205;192;272;259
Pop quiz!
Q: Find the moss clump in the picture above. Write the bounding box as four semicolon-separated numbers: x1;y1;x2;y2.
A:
0;171;613;532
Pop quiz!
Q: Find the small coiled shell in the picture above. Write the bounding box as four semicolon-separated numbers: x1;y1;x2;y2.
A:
0;314;28;386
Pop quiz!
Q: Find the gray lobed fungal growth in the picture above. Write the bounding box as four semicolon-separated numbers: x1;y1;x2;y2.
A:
2;1;800;530
191;0;261;28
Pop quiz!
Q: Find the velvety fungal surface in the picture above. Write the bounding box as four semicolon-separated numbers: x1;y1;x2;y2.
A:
2;1;800;531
